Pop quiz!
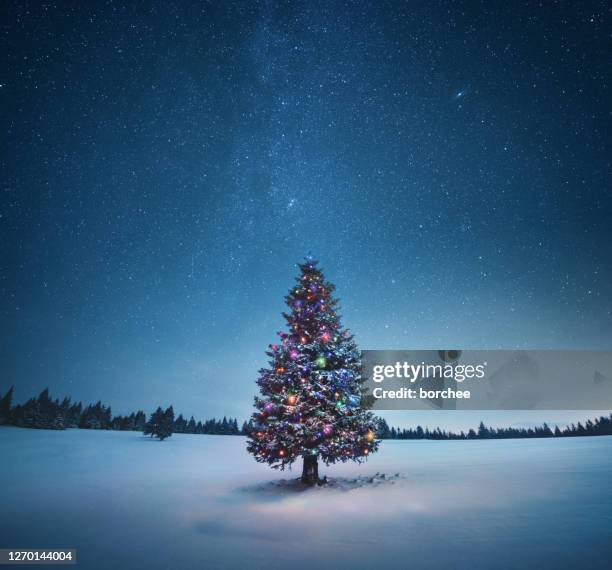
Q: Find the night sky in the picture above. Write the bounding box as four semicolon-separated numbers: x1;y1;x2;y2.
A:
2;1;611;429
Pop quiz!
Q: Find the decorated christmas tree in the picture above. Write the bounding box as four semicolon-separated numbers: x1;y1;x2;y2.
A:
247;256;379;484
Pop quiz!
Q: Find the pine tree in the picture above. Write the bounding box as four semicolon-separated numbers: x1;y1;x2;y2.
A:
134;411;146;431
0;386;14;425
477;421;490;439
35;388;52;428
144;407;164;438
160;406;174;440
187;416;197;433
174;414;187;433
247;257;378;484
144;406;174;440
376;417;391;439
104;406;112;429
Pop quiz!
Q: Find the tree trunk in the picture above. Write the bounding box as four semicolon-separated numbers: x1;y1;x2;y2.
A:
301;454;319;485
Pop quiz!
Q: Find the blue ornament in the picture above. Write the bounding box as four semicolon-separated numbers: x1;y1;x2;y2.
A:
347;395;360;407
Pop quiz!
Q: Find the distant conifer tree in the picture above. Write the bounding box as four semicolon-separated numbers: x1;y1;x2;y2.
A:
144;406;174;440
0;386;14;425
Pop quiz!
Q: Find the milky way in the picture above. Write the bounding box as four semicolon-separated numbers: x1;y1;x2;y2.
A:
2;2;610;427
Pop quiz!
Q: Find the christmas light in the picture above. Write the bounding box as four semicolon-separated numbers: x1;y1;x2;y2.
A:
316;355;326;368
286;395;297;406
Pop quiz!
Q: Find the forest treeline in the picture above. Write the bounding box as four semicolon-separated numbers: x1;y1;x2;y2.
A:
375;416;612;439
1;386;611;440
0;387;243;435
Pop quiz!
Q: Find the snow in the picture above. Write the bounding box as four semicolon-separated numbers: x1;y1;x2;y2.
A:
1;427;611;569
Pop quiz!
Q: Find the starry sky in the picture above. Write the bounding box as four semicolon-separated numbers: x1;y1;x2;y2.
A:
2;1;611;430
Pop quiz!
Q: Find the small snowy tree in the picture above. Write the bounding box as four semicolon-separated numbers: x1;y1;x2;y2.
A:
247;257;379;484
162;406;175;439
187;416;197;433
144;406;173;440
144;407;159;437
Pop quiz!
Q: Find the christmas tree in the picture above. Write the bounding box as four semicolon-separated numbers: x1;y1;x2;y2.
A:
247;256;379;484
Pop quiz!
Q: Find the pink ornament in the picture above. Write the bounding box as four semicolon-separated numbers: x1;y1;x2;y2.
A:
323;424;333;436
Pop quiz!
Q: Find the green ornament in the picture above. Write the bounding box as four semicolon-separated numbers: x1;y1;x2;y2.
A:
315;355;326;368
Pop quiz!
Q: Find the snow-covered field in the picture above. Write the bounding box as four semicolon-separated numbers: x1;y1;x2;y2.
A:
1;427;611;569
